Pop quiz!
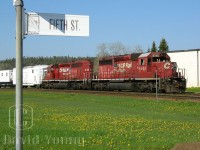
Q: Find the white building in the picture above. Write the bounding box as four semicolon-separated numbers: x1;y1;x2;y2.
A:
168;49;200;87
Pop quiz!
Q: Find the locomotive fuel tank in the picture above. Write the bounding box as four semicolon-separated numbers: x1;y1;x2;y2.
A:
108;81;136;91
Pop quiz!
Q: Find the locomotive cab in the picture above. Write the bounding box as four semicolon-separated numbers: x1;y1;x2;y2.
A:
143;52;174;79
136;52;172;78
137;52;186;93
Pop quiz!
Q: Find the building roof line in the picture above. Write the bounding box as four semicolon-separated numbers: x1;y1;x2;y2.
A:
169;49;200;53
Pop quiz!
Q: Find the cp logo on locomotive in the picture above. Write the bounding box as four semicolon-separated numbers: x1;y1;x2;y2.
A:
164;62;170;69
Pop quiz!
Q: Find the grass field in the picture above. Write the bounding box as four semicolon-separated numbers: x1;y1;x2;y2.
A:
186;87;200;93
0;89;200;150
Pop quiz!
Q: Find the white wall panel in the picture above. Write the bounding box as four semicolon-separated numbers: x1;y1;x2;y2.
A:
168;50;199;87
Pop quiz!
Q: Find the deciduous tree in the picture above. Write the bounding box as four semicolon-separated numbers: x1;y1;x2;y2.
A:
96;43;109;58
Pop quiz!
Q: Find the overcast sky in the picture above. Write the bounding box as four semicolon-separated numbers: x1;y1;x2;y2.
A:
0;0;200;60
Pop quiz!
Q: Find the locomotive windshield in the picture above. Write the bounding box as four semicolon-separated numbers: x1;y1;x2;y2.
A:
152;56;169;62
172;62;178;70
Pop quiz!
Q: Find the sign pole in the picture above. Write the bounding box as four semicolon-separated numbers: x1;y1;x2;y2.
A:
14;0;24;150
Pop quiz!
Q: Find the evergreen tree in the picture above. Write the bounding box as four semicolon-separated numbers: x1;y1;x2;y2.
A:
158;38;169;52
151;41;157;52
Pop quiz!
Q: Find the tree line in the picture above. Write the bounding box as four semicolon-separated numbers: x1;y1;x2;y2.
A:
0;38;169;70
97;38;169;58
0;56;94;70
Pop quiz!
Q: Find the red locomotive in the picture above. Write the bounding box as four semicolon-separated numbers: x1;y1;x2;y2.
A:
42;52;186;93
43;60;93;89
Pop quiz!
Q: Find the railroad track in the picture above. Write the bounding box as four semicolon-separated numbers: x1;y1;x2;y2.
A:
1;88;200;102
25;88;200;102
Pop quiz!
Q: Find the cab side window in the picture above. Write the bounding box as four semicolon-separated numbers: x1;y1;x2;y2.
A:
140;59;144;65
148;58;151;65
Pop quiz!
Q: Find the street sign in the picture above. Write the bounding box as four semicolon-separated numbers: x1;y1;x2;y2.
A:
13;0;16;6
25;13;89;36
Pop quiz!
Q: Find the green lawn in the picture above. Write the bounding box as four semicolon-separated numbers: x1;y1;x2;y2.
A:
186;87;200;93
0;89;200;150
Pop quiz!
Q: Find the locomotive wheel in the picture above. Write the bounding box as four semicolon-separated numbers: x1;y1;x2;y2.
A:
165;84;171;93
179;88;185;94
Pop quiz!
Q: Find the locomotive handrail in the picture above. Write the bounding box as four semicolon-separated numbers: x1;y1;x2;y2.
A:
177;68;186;78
